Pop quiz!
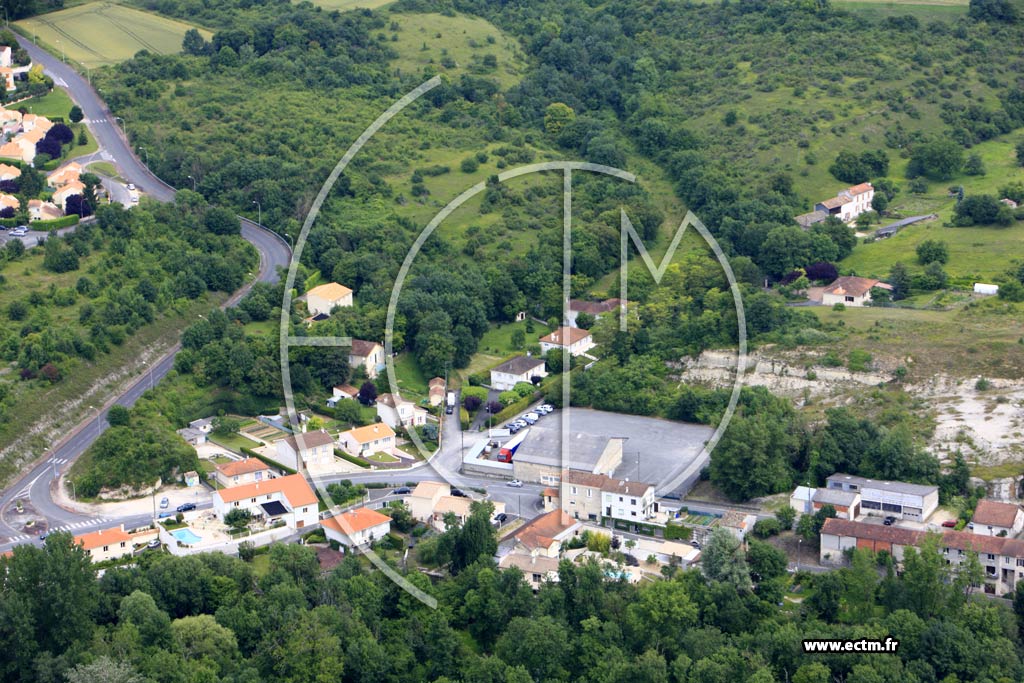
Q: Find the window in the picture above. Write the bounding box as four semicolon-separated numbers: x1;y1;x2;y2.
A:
630;498;637;505
987;554;996;561
881;503;902;513
571;486;577;495
845;296;854;303
631;511;637;517
618;496;623;502
862;500;881;510
251;497;257;503
587;489;592;498
102;545;108;552
302;507;308;513
1017;559;1024;567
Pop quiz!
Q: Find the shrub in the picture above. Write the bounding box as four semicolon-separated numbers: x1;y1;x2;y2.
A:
975;377;992;391
753;518;782;538
847;349;873;372
664;523;692;541
460;156;479;173
832;302;845;311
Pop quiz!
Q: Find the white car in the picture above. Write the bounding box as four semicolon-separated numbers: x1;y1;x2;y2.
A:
506;480;524;488
539;404;554;413
126;183;136;191
10;227;27;236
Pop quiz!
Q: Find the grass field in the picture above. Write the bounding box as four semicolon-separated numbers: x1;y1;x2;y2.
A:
18;88;75;119
835;0;968;20
16;2;212;67
311;0;394;9
386;12;526;90
209;432;262;454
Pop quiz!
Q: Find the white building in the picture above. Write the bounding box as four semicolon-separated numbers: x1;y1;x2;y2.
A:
490;356;547;391
305;282;353;317
970;500;1024;537
75;525;134;563
405;481;451;523
821;276;892;308
560;470;655;524
538;326;595;357
275;429;335;469
214;458;273;489
974;283;999;296
338;423;395;457
348;340;384;379
376;393;428;429
825;473;938;522
212;473;319;530
814;182;875;223
322;507;392;548
790;486;815;515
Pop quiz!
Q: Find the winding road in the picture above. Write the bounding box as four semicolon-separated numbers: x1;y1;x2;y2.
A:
0;37;291;546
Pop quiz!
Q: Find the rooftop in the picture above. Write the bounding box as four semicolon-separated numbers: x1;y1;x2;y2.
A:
349;339;380;357
377;393;413;409
322;507;392;535
826;473;938;497
848;182;873;195
822;276;889;299
508;510;578;551
216;458;271;478
341;422;396;444
307;282;352;301
492;355;546;376
499;551;561;576
569;298;624;314
539;326;592;346
75;525;131;551
561;469;653;496
812;488;859;507
215;473;317;507
972;499;1022;528
410;481;449;499
281;429;335;451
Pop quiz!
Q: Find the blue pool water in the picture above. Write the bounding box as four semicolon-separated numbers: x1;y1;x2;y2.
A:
171;528;203;545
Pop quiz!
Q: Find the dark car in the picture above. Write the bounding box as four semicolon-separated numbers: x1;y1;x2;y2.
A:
451;489;467;498
691;541;701;549
494;513;508;524
883;516;896;526
623;554;640;567
393;487;412;495
177;502;197;512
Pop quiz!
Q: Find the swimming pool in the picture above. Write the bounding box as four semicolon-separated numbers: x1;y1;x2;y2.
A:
171;528;203;545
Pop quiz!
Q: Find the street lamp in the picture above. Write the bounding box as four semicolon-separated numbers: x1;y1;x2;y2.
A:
797;537;802;572
187;175;196;191
56;39;65;63
114;116;126;137
252;199;261;226
137;146;149;165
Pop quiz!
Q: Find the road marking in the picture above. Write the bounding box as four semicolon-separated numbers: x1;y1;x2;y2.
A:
47;457;68;465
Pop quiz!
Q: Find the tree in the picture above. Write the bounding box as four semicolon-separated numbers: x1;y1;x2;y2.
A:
908;139;963;180
919;261;948;290
68;105;83;123
776;505;797;530
358;380;377;405
65;657;143;683
544;102;575;136
964;153;985;176
968;0;1019;22
510;328;525;349
808;572;844;622
1017;138;1024;167
182;28;209;55
575;312;595;329
106;405;131;427
117;590;172;648
495;616;569;682
701;527;751;590
889;262;911;300
224;508;252;531
746;539;787;581
793;662;832;683
916;239;948;265
204;206;239;235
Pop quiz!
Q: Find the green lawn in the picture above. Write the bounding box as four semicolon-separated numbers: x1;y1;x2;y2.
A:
209;432;262;453
386;12;526;90
365;451;400;463
476;319;551;356
310;0;394;9
389;352;430;399
19;88;76;119
16;2;213;67
86;161;119;178
835;0;968;20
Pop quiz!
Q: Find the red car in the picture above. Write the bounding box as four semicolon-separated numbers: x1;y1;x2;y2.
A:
941;520;957;528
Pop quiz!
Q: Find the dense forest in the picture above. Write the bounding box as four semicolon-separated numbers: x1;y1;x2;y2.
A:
4;504;1024;683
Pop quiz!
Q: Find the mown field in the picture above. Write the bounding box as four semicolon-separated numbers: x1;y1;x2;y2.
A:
16;1;211;67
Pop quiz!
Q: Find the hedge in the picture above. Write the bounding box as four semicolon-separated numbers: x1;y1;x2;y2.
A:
334;448;370;469
239;446;297;475
664;523;693;541
460;407;470;430
38;215;80;231
491;392;538;425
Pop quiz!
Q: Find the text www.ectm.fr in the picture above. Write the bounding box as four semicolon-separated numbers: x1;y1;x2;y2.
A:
802;638;899;654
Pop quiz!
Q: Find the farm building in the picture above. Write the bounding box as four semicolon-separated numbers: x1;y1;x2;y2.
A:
974;283;999;296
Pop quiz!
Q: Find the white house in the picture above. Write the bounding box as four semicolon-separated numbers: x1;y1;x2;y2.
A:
214;457;273;489
322;507;392;548
814;182;874;223
974;283;999;296
498;552;561;591
790;486;816;515
567;298;624;327
821;276;892;308
327;383;359;407
376;393;428;429
490;356;547;391
429;495;506;533
405;481;451;523
212;473;319;530
338;423;395;457
305;282;353;317
74;525;134;563
348;339;384;379
600;478;657;523
52;180;85;211
970;500;1024;537
825;473;939;522
539;326;595;357
275;429;335;469
0;46;11;68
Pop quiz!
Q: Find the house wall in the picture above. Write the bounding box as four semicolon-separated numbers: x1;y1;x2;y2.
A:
213;491;317;530
491;365;547;391
325;520;391;548
821;291;870;308
601;488;655;522
350;346;383;378
85;540;133;563
513;460;562;487
561;482;602;521
970;511;1024;537
214;468;271;489
274;441;299;470
340;434;394;456
307;291;353;316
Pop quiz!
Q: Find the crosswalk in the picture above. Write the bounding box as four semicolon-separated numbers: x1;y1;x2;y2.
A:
47;457;69;465
6;517;113;543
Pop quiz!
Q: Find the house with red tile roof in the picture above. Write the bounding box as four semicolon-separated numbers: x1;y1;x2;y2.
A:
214;457;274;488
539;326;594;357
322;507;391;548
75;525;134;563
505;509;582;558
970;500;1024;537
821;276;892;308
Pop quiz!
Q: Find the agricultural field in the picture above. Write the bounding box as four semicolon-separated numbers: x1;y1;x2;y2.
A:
310;0;394;9
15;2;211;67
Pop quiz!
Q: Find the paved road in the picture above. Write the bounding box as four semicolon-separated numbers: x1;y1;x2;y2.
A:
0;39;291;545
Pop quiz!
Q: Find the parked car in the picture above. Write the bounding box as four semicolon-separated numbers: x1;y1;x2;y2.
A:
177;502;197;512
146;539;161;550
539;404;554;413
941;519;958;528
393;487;412;495
524;412;540;421
126;183;136;191
883;516;897;526
39;533;48;541
520;414;537;425
159;497;169;509
158;511;175;519
506;480;524;488
690;541;701;549
508;423;521;434
494;513;508;524
10;226;27;236
513;419;528;428
451;489;467;498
